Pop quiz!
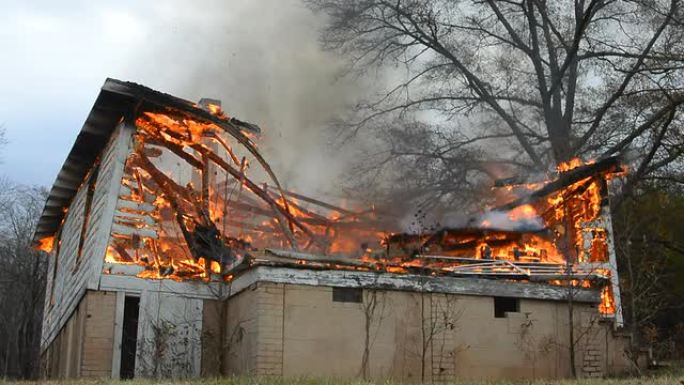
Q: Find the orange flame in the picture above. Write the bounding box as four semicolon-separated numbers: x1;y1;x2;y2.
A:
507;204;538;221
99;107;625;320
35;236;55;253
599;286;616;315
105;246;117;263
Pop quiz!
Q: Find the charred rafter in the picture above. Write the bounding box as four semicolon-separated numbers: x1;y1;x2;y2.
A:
496;156;622;211
136;112;297;228
131;150;243;267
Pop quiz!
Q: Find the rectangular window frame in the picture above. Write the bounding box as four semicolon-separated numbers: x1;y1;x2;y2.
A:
332;287;363;303
494;296;520;318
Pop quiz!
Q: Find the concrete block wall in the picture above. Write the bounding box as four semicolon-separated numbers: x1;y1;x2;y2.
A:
221;283;457;380
218;282;634;381
254;283;284;375
42;284;634;381
582;341;604;378
429;293;460;383
220;284;259;375
605;329;635;376
280;284;369;378
577;318;635;378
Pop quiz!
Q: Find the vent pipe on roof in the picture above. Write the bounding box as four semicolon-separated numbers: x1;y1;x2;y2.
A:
198;98;221;111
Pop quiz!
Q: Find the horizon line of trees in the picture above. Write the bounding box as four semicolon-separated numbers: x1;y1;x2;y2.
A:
0;178;47;379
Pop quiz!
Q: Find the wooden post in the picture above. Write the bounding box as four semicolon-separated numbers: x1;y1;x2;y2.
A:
111;292;125;379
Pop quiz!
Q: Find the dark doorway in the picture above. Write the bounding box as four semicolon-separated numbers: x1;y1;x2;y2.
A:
120;296;140;379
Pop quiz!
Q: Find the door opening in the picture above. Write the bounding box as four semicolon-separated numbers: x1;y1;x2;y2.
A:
120;296;140;379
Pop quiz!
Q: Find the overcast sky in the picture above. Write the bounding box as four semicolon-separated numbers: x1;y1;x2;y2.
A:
0;0;357;193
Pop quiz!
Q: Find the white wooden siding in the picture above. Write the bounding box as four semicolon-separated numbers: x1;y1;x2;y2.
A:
41;123;133;351
135;291;203;378
87;123;135;288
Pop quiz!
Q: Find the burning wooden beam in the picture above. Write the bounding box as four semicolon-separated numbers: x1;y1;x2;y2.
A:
496;156;622;211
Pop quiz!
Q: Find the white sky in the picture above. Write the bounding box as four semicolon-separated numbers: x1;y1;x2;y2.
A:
0;0;356;193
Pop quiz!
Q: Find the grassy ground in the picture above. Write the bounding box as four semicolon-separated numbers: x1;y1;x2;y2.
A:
1;368;682;385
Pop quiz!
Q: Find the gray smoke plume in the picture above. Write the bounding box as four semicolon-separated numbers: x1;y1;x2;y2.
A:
125;0;366;198
475;210;544;232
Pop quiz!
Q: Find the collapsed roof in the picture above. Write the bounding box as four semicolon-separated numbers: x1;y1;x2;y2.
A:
33;78;261;242
35;79;624;322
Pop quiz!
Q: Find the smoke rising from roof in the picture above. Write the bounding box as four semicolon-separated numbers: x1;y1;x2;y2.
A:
475;210;544;232
128;0;365;199
1;1;369;190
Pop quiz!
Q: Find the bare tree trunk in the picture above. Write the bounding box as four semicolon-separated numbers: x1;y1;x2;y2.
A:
3;338;9;376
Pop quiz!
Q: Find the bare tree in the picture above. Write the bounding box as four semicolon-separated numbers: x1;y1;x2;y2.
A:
308;0;684;210
0;181;48;379
613;184;684;362
359;289;385;379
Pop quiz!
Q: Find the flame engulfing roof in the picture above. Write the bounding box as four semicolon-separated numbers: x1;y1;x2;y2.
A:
495;156;623;211
33;78;624;323
32;78;261;243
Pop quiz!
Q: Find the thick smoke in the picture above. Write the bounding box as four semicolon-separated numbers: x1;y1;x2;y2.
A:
126;0;365;198
475;210;544;232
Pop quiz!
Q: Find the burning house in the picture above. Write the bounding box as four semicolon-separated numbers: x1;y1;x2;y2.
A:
35;79;637;380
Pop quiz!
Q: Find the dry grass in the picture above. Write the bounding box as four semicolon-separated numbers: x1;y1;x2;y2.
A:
1;368;683;385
